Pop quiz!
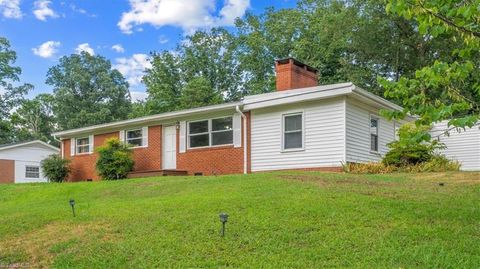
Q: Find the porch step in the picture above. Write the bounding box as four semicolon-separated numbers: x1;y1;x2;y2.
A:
127;169;188;178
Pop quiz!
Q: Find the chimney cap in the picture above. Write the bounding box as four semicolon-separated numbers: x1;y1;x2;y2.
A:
275;57;318;74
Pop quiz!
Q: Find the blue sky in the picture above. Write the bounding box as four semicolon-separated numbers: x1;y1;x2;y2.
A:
0;0;296;101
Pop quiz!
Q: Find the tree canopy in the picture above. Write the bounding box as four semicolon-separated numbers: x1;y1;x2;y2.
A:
47;52;132;130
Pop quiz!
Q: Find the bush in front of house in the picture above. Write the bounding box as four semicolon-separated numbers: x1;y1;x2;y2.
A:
96;138;134;180
41;154;71;182
345;123;460;174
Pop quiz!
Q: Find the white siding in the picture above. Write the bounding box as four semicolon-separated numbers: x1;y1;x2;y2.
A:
431;121;480;171
346;98;395;163
0;145;58;183
250;97;346;172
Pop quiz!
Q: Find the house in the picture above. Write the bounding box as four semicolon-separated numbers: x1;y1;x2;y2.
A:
431;121;480;171
52;58;409;181
0;140;60;183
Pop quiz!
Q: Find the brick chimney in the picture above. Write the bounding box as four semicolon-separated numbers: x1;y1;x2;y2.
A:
275;58;318;91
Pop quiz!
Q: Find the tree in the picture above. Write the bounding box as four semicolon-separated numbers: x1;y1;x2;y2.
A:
143;28;242;115
0;37;32;144
96;138;134;180
41;154;71;182
179;76;222;109
47;52;132;130
11;94;56;143
380;0;479;141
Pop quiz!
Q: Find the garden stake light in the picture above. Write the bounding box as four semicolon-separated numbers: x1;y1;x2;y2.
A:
69;199;76;217
219;213;228;237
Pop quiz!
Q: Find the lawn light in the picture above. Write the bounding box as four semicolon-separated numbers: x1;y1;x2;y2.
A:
439;182;445;186
69;199;76;217
219;213;229;237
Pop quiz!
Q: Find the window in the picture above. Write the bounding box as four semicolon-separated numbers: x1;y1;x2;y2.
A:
76;137;90;154
283;113;303;150
126;129;143;147
188;117;233;148
370;117;379;152
25;166;40;178
211;117;233;146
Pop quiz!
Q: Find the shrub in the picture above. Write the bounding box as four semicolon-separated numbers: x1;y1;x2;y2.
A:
41;154;71;182
382;123;444;167
96;138;134;180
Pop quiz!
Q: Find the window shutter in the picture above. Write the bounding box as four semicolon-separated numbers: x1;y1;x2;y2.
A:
89;135;94;153
142;126;149;147
70;138;75;156
119;130;125;143
179;121;186;153
233;113;242;148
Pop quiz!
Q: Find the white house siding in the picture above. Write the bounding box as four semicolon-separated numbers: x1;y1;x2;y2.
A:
346;98;396;163
0;145;58;183
250;97;346;172
431;121;480;171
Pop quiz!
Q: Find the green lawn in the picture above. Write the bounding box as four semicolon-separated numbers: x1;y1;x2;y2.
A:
0;171;479;268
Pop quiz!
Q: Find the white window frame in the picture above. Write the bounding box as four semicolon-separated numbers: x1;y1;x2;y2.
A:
125;128;146;148
370;116;379;153
187;116;234;149
76;136;91;155
25;165;40;179
281;112;305;152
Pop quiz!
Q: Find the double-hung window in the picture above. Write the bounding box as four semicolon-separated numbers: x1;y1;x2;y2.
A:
126;129;143;147
76;137;90;154
283;113;303;150
188;117;233;148
370;117;379;152
25;166;40;178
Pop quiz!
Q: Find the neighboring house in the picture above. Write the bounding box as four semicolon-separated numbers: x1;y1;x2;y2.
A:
431;121;480;171
52;58;410;181
0;140;59;184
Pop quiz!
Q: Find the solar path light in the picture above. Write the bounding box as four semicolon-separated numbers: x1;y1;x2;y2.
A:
219;213;229;237
69;199;76;217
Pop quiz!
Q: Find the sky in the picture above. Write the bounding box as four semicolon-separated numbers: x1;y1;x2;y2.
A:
0;0;296;102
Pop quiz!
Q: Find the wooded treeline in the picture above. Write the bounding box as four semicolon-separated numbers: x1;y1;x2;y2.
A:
0;0;478;145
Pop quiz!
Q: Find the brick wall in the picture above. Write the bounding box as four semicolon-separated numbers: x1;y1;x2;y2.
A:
177;115;249;176
0;159;15;184
64;125;162;181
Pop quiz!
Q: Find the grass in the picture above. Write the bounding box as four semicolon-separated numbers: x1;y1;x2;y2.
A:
0;171;479;268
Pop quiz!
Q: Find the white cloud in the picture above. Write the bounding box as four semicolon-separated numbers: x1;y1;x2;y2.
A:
130;91;148;102
0;0;22;19
112;44;125;53
32;41;61;58
118;0;250;34
113;54;152;86
75;43;95;55
158;35;169;44
33;0;58;21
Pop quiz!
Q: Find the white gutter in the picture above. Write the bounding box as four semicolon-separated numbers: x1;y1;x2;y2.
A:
236;105;248;175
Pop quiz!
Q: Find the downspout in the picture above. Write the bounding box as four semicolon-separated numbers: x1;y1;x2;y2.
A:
236;105;248;174
53;135;64;159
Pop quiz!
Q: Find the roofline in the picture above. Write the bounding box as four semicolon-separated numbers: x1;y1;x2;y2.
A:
52;102;241;138
0;140;59;152
52;82;407;138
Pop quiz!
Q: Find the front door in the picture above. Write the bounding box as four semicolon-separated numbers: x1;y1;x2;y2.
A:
162;125;177;169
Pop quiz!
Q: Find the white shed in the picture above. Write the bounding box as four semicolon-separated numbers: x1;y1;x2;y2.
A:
0;140;59;183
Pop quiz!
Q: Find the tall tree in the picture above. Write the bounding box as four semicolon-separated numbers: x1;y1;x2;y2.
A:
11;94;56;143
380;0;479;137
47;52;132;130
0;37;32;144
143;28;242;115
